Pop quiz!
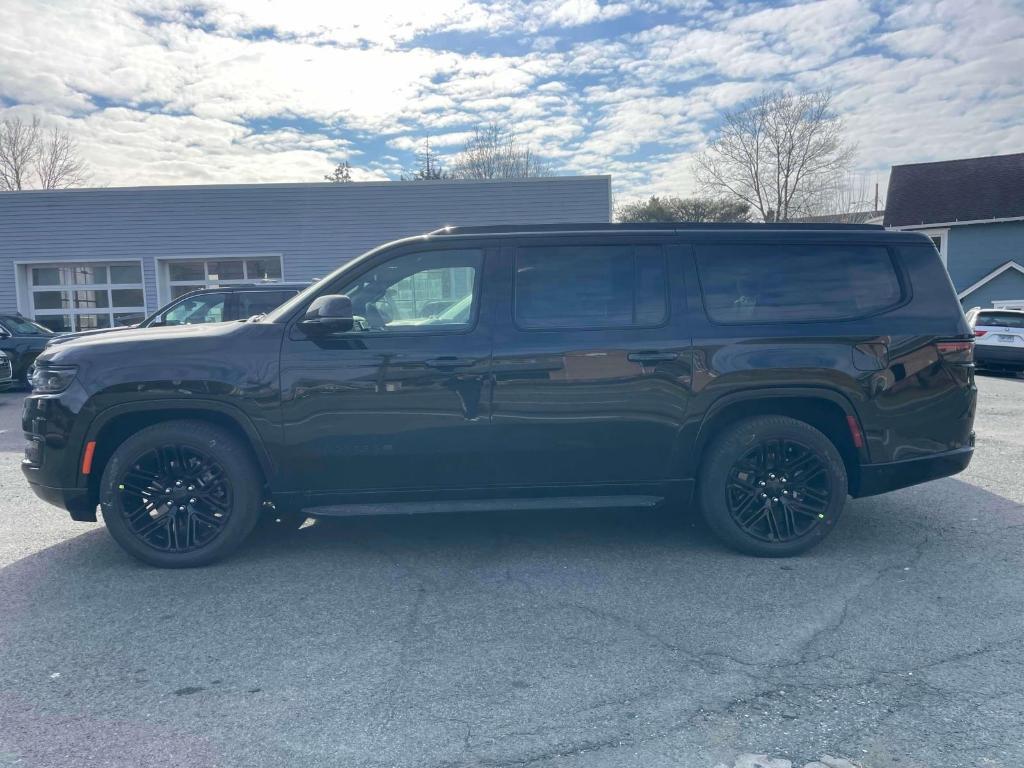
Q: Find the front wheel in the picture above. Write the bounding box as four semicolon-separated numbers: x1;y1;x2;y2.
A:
699;415;848;557
99;420;263;568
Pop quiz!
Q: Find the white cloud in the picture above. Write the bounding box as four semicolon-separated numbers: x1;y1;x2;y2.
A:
0;0;1021;201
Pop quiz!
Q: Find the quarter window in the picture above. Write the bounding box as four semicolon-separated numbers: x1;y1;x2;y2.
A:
515;244;668;330
27;262;146;332
695;244;903;323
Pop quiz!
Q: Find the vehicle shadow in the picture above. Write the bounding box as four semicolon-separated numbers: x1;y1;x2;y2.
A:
976;368;1024;381
2;478;1023;767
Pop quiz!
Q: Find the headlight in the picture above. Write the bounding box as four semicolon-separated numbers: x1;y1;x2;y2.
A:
30;366;78;394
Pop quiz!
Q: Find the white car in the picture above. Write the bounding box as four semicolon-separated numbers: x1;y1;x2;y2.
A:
966;307;1024;374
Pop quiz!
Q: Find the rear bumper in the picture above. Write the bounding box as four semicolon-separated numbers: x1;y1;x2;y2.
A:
854;445;974;497
975;344;1024;367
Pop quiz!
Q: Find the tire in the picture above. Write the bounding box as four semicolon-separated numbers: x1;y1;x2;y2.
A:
698;415;848;557
99;420;263;568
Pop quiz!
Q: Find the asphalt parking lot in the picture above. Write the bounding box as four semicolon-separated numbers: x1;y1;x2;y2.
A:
1;374;1022;768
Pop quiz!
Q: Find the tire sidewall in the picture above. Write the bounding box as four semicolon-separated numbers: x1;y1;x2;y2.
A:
699;415;848;557
99;421;262;568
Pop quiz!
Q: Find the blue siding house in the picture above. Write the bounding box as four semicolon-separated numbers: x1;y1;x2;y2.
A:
0;176;611;332
884;153;1024;310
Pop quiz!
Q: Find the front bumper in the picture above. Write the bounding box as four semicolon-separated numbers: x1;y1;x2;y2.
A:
854;445;974;497
975;344;1024;368
23;472;97;521
22;392;97;521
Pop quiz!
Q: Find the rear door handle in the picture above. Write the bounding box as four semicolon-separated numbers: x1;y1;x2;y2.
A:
424;356;477;368
627;351;679;363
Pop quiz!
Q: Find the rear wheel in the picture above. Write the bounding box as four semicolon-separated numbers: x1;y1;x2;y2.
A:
699;415;848;557
99;420;262;567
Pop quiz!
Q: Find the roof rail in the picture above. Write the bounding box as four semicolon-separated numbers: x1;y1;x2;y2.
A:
424;221;884;236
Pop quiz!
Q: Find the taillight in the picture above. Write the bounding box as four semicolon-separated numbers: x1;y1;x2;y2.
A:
974;329;987;337
936;340;974;364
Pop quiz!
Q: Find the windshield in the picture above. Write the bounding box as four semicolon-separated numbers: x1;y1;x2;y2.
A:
1;316;52;336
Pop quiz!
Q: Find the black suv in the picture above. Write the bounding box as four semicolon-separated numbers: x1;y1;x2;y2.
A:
0;314;54;385
46;283;308;347
22;224;977;567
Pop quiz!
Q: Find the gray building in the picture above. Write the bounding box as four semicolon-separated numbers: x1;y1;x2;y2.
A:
0;176;611;332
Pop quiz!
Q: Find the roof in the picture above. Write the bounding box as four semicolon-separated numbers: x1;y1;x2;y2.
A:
884;153;1024;227
0;175;611;196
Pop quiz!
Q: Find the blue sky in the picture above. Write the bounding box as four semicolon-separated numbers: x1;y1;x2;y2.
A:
1;0;1022;201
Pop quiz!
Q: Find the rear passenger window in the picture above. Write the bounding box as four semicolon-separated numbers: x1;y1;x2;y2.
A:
515;245;668;329
695;244;903;323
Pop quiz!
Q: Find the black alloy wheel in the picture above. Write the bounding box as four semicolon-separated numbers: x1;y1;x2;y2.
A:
725;438;832;543
699;415;848;557
115;444;233;553
100;420;262;567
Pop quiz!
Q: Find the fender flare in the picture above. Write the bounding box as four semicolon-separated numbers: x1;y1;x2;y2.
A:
83;398;277;482
684;386;870;474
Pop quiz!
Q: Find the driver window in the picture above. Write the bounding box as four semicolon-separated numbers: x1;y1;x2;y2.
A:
341;249;482;332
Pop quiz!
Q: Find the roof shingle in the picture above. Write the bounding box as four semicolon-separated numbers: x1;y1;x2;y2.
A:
883;152;1024;227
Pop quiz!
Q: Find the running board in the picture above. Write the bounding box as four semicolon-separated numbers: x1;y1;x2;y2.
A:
306;495;663;518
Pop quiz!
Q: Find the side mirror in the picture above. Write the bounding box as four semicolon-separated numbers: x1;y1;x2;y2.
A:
300;294;354;333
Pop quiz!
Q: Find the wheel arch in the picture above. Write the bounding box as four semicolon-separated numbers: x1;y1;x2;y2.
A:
691;388;867;494
84;400;275;509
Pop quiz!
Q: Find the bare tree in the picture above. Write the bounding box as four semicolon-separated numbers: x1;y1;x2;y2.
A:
0;116;89;191
34;125;89;190
451;123;551;180
616;195;751;223
402;138;451;180
807;171;885;221
324;161;353;183
693;89;856;222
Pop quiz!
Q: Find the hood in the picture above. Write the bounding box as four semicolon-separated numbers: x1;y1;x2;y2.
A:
37;320;271;367
36;319;286;397
47;325;134;347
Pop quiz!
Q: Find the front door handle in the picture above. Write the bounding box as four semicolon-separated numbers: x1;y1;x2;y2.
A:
627;351;679;363
424;356;477;369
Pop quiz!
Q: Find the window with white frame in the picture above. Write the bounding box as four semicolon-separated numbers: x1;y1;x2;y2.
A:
165;256;283;299
918;228;949;267
28;262;146;333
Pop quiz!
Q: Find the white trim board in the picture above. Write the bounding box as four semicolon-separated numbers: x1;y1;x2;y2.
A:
894;215;1024;230
957;260;1024;300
